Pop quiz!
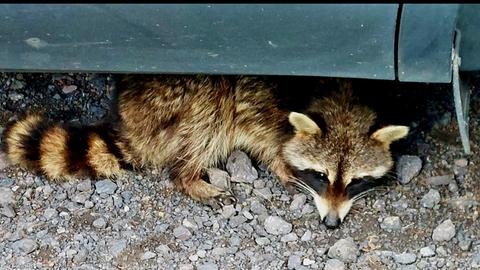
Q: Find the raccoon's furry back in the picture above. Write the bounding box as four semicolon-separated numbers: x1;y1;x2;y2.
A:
2;114;128;179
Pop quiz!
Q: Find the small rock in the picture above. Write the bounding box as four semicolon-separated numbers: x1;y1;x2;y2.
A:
155;244;171;256
0;152;8;170
173;226;192;241
95;180;117;195
13;239;38;254
396;155;422;184
287;255;301;269
250;200;268;215
221;205;236;219
62;85;78;94
108;239;127;257
290;193;307;211
448;182;459;193
73;249;88;264
255;237;270;245
43;208;58;220
178;264;194;270
419;247;435;257
1;204;15;218
458;239;472;251
454;158;468;167
92;218;107;229
395;253;417;265
77;180;92;192
472;252;480;268
432;219;455;242
301;230;312;241
242;211;253;220
253;188;272;200
324;259;345;270
72;191;92;204
0;187;14;204
380;216;402;231
226;150;258;183
189;254;198;262
141;251;156;260
264;216;292;235
420;189;441;208
425;175;453;186
373;199;386;212
197;262;218;270
197;250;206;258
182;218;199;230
280;232;298;242
303;258;315;266
8;92;24;101
0;177;14;187
328;238;359;263
229;215;247;228
207;168;230;190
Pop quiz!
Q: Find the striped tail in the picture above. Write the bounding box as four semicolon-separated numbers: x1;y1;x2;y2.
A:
2;114;129;180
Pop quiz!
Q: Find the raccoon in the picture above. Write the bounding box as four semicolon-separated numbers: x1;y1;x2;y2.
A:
2;75;408;228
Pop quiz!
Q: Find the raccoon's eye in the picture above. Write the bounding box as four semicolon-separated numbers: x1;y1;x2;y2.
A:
346;176;379;198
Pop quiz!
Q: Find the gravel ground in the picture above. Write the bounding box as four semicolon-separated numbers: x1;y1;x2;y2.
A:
0;72;479;270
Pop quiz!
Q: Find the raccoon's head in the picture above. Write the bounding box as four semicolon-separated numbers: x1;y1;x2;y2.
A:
282;111;408;229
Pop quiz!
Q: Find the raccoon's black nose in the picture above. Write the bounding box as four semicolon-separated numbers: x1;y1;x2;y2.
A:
324;213;340;229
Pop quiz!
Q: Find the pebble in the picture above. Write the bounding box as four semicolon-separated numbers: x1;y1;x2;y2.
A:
141;251;156;260
229;215;247;228
250;200;268;215
472;253;480;268
425;175;453;186
287;254;301;269
226;150;258;183
221;205;236;219
395;253;417;265
302;258;315;266
256;237;270;245
458;239;472;251
108;239;127;257
327;238;359;263
62;85;78;94
43;208;58;220
92;217;107;229
420;189;441;208
197;262;218;270
95;180;117;195
380;216;402;231
419;246;435;257
178;264;195;270
8;92;24;101
0;152;8;170
0;187;14;204
264;216;292;235
324;259;345;270
207;168;230;190
253;188;272;200
1;204;15;217
182;218;199;230
13;239;38;254
173;226;192;240
72;191;92;204
454;158;468;167
290;193;306;211
432;219;456;242
301;230;312;241
0;177;14;187
280;232;298;242
77;180;92;192
396;155;422;184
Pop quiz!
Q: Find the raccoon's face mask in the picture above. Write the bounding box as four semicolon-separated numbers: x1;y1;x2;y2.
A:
283;112;409;229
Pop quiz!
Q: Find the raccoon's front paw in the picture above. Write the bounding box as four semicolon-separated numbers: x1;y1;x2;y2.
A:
206;190;237;210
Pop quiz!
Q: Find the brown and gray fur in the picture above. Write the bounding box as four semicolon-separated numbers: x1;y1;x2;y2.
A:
2;75;408;228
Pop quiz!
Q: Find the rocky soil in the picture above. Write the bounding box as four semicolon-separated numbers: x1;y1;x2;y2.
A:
0;72;479;269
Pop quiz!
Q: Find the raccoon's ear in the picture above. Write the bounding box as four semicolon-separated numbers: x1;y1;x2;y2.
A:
371;125;409;148
288;112;321;135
